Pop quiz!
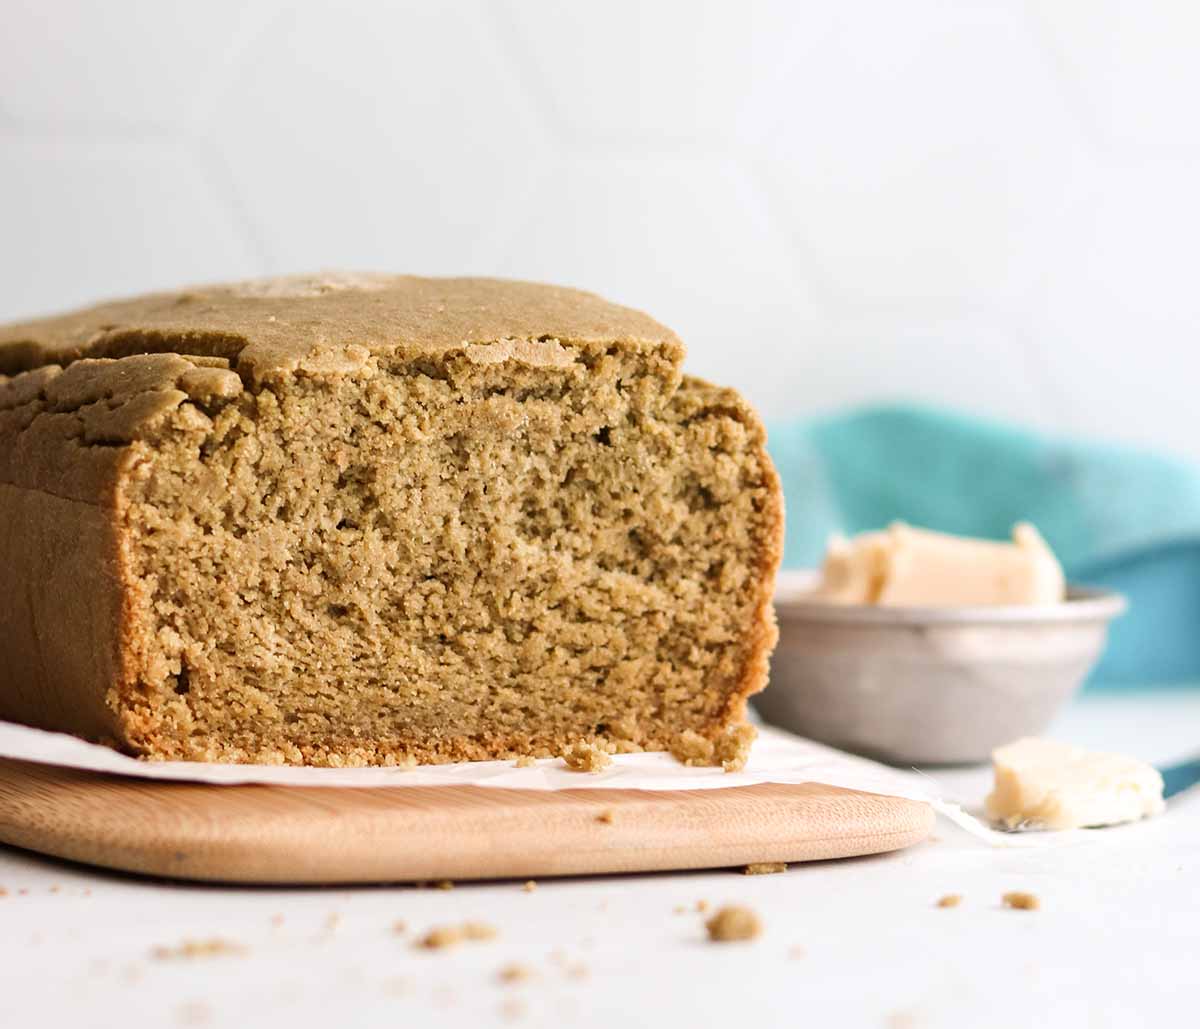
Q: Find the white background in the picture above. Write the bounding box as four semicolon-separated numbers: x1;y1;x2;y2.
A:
2;1;1199;461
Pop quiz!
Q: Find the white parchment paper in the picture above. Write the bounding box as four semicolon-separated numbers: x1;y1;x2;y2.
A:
0;719;1108;847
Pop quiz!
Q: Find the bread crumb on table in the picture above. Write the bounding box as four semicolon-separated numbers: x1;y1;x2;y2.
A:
434;880;455;890
566;962;589;981
416;926;462;950
936;894;963;909
514;756;537;768
705;906;762;942
522;880;537;893
391;919;407;934
1002;891;1040;911
151;939;246;961
416;922;499;949
696;899;709;913
497;962;537;985
462;921;499;941
562;741;612;772
743;862;787;876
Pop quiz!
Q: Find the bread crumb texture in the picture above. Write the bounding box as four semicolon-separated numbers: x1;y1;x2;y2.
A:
743;861;787;875
562;741;612;772
0;275;782;766
936;893;963;909
670;724;758;771
1002;891;1040;911
705;906;762;942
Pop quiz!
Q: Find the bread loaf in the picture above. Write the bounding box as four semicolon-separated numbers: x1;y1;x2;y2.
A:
0;274;782;766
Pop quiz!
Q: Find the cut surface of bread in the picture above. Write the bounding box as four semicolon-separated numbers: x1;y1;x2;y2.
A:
0;274;782;765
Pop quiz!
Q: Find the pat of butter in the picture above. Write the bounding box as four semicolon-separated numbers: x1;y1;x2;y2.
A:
986;737;1165;830
811;522;1064;607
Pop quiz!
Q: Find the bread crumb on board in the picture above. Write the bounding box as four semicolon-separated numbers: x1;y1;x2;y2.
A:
416;922;499;949
743;862;787;876
497;962;537;985
936;894;963;909
562;742;612;772
151;939;246;961
705;906;762;942
669;724;757;772
1003;891;1040;911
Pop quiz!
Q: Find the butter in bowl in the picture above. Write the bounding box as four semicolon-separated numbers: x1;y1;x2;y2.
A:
754;523;1127;766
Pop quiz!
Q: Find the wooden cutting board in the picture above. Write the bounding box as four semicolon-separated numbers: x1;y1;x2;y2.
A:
0;757;933;884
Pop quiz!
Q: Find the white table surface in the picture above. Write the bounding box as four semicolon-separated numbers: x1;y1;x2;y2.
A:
2;689;1197;1029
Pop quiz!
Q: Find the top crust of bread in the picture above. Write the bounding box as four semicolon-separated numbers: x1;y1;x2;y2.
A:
0;273;683;381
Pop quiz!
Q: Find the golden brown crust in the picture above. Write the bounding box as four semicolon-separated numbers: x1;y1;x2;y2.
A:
662;375;783;742
0;484;130;743
0;274;682;380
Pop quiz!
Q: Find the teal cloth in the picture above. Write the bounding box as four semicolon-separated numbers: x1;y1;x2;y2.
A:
767;405;1200;687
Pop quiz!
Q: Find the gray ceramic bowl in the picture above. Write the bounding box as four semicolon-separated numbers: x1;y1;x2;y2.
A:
753;571;1127;766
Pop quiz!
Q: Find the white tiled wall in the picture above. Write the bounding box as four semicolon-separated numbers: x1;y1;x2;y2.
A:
3;1;1198;460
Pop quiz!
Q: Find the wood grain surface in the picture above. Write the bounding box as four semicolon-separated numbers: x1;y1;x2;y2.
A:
0;757;934;884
